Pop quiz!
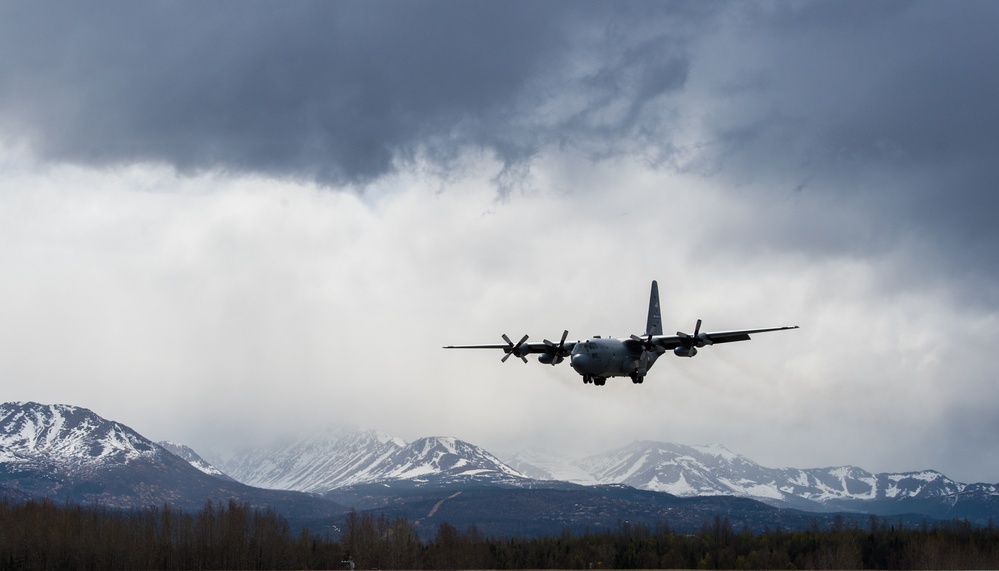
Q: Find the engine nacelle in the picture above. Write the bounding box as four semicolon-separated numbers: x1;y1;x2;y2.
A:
538;353;564;365
674;346;697;358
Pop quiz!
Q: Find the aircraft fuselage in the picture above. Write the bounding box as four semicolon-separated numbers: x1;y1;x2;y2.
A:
569;337;661;385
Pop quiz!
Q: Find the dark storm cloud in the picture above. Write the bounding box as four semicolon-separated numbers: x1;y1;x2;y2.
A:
0;1;704;185
682;2;999;300
0;2;546;182
2;1;998;285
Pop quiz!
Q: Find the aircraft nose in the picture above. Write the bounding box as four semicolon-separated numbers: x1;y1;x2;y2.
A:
569;352;588;373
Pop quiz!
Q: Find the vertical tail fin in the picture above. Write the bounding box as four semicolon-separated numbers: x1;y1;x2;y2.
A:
646;280;663;336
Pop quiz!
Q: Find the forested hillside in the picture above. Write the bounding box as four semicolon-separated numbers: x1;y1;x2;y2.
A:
1;497;998;569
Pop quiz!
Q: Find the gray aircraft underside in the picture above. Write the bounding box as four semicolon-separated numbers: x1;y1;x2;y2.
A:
444;280;798;386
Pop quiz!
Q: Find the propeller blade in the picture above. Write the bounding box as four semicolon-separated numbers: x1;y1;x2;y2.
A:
501;333;517;362
677;320;710;348
501;333;530;363
545;331;570;351
541;331;569;365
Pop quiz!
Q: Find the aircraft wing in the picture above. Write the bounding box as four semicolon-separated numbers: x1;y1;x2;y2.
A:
444;333;576;363
652;325;799;349
442;342;558;353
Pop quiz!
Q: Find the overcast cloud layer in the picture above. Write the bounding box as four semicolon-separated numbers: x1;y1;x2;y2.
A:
1;1;998;483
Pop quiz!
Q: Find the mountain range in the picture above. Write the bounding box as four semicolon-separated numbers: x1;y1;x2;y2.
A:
3;401;998;538
507;441;999;519
216;430;525;492
215;430;999;524
0;401;343;527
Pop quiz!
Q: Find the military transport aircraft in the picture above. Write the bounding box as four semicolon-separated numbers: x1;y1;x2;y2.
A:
444;281;798;386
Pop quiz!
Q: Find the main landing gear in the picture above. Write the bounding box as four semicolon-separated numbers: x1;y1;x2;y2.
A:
581;375;642;385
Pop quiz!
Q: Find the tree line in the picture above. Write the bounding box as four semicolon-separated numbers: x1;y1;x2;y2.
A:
1;496;998;569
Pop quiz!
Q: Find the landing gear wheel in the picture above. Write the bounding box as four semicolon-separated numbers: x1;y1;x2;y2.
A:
631;374;644;384
594;377;606;386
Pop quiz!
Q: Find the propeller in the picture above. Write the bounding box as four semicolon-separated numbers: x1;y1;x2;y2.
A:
675;319;712;356
628;332;661;375
542;330;570;365
677;318;700;340
501;333;530;363
629;332;655;348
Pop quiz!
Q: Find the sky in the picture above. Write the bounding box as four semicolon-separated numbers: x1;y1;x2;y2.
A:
1;1;998;483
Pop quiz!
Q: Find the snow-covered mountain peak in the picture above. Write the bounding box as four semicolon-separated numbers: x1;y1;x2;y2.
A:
689;443;739;461
219;431;528;492
381;436;527;481
158;441;232;480
417;436;460;453
376;432;408;448
572;440;767;496
0;401;156;466
219;427;408;493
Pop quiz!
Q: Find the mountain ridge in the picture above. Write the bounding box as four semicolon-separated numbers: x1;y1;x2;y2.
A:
218;432;526;493
0;401;344;523
217;427;999;522
507;440;999;520
5;401;999;530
